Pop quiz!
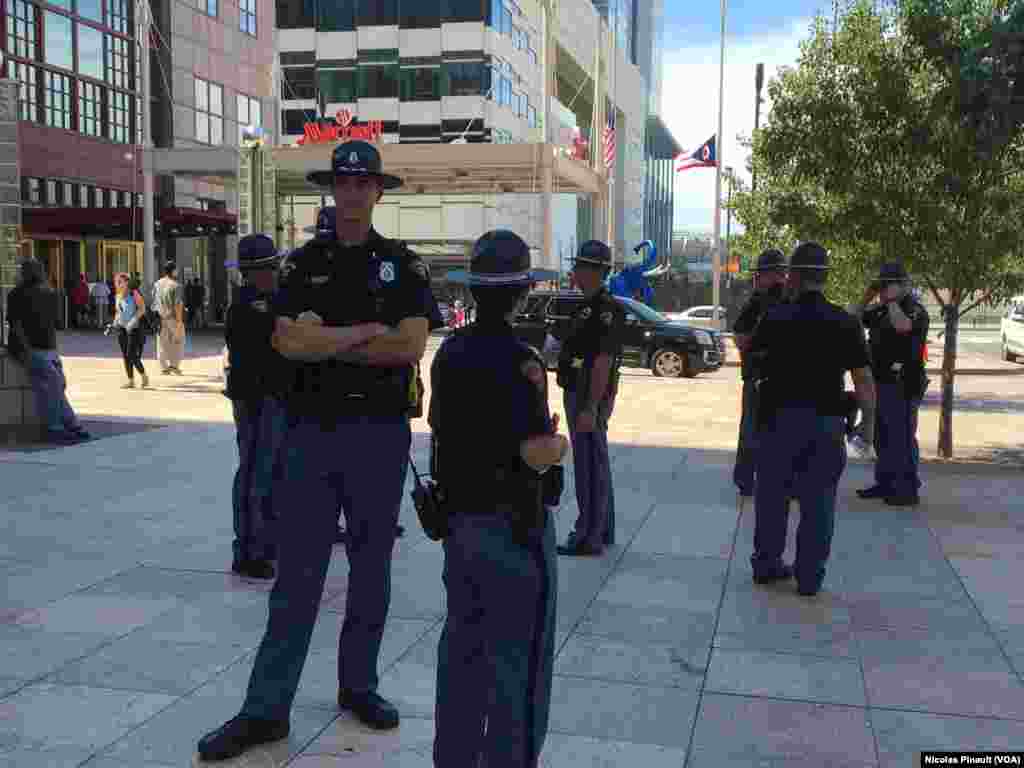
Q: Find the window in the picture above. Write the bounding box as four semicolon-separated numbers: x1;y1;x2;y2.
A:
444;61;485;97
357;0;396;26
445;0;485;23
281;66;315;100
277;0;314;29
194;77;223;144
318;0;354;29
23;177;42;204
45;12;73;70
399;67;439;102
77;0;101;22
75;24;102;79
107;0;130;34
237;93;261;141
204;0;217;17
5;0;37;60
282;108;307;135
43;71;72;129
240;0;256;35
527;46;537;66
357;62;398;99
106;34;130;88
527;104;536;128
501;5;512;34
45;179;56;204
12;62;38;122
109;89;129;141
401;0;438;27
316;69;356;103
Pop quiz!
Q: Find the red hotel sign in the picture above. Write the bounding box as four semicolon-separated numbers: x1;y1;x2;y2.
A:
296;109;383;145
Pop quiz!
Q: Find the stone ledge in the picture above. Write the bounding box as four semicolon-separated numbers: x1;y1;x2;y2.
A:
0;348;43;430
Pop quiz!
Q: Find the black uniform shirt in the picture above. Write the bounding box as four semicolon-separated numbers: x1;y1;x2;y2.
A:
733;287;784;380
224;284;278;403
6;282;58;354
273;228;437;416
429;321;552;488
556;288;626;396
861;296;929;381
751;291;870;415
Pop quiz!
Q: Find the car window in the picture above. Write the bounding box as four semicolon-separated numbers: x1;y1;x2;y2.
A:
695;309;712;318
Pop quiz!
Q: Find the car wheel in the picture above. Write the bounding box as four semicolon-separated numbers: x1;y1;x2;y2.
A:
651;347;689;378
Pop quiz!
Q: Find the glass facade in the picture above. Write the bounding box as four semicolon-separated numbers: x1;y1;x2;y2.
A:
644;116;678;272
400;67;441;101
317;68;356;102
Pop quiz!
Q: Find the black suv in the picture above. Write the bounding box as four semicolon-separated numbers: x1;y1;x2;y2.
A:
513;291;727;378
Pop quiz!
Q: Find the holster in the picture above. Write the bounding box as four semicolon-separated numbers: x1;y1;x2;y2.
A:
411;477;449;541
542;465;564;507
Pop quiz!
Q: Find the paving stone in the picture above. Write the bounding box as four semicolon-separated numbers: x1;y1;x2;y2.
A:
0;683;175;754
14;594;180;637
98;693;334;766
300;714;434;762
0;626;112;680
0;746;95;767
47;634;250;696
575;602;718;646
0;678;27;698
554;634;707;689
705;648;867;707
596;554;727;615
377;662;437;719
845;592;986;631
539;734;687;768
871;709;1024;768
130;596;269;647
627;502;738;559
713;621;859;658
688;694;876;768
547;676;699;748
717;581;851;634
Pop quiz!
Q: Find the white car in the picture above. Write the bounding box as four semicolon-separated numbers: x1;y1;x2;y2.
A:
1001;296;1024;362
666;305;729;330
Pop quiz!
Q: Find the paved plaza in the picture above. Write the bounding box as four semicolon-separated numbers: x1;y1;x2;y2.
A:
1;330;1023;766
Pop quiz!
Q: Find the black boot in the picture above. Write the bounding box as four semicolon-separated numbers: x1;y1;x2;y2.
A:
752;563;794;585
338;689;400;730
197;714;289;762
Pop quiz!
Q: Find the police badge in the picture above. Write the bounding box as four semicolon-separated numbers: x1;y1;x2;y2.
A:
380;261;395;282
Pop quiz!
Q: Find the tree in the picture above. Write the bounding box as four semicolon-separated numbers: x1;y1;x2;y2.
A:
731;1;1024;457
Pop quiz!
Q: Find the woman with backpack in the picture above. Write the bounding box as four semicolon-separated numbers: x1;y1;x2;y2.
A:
112;273;150;389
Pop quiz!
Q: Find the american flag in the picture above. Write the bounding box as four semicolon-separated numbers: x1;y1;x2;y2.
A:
603;112;616;171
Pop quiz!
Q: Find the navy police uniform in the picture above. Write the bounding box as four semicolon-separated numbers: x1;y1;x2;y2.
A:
556;241;625;554
749;243;870;596
198;143;440;763
430;230;558;768
858;262;928;503
224;234;286;579
731;248;787;497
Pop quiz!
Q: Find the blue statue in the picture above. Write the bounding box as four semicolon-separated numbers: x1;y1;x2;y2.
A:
607;240;669;305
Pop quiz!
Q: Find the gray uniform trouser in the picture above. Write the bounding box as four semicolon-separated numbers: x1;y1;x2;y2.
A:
564;390;615;549
733;379;759;494
435;509;557;768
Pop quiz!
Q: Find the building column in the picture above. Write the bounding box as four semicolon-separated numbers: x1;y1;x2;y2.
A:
0;79;21;340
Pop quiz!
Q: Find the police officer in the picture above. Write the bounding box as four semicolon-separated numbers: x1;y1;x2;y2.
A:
555;240;625;557
732;248;788;499
851;262;929;506
430;229;568;768
223;234;285;580
198;140;439;761
748;242;876;596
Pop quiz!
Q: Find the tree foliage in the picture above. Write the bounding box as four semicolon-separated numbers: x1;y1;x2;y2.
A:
730;0;1024;457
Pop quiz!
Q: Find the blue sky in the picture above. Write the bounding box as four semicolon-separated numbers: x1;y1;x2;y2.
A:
660;0;835;233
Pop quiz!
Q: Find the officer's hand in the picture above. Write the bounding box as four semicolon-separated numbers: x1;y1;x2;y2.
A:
272;317;317;360
576;409;596;433
551;413;560;433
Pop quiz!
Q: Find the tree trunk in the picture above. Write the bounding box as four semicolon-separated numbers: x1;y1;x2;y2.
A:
937;305;959;459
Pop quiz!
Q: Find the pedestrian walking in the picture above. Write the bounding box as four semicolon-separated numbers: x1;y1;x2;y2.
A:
111;273;149;389
732;248;787;499
90;279;111;329
224;234;287;580
429;229;568;768
197;140;438;762
70;275;90;329
152;261;186;375
5;260;90;444
850;262;929;506
555;240;625;557
747;242;875;596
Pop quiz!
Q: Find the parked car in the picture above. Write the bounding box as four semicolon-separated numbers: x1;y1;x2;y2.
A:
665;305;729;330
1001;296;1024;362
512;291;726;378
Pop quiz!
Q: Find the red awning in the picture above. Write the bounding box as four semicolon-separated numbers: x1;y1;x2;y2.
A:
22;206;237;238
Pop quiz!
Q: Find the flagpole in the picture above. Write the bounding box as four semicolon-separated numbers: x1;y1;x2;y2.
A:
712;0;727;330
606;9;617;254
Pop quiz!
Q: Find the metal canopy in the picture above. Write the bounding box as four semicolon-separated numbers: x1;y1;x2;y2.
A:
271;142;605;197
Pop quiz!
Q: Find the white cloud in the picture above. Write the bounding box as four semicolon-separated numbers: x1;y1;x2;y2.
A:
660;18;812;233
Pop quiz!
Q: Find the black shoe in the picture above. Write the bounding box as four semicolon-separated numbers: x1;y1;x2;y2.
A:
856;485;889;499
338;689;400;730
556;542;604;557
231;558;275;580
797;584;820;597
753;563;794;585
884;494;920;507
197;714;289;762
